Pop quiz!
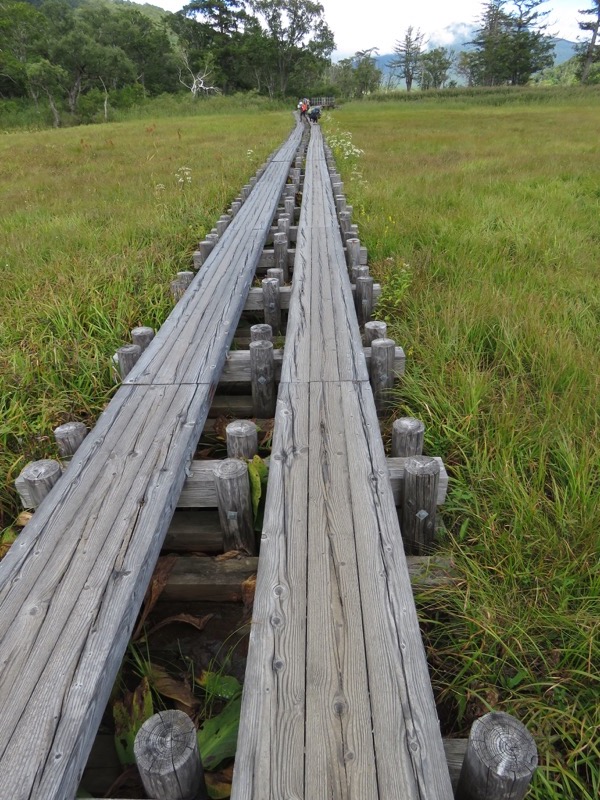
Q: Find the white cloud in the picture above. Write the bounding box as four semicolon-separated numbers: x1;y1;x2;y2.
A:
133;0;586;57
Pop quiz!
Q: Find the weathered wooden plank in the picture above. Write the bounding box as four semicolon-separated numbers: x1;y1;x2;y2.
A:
231;383;309;800
242;282;381;312
0;121;305;800
0;383;212;800
161;555;259;603
305;380;378;797
83;737;468;798
281;127;368;383
164;509;222;553
124;126;304;387
162;555;455;599
339;379;453;799
177;454;447;508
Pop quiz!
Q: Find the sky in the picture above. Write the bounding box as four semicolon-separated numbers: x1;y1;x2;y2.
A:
136;1;588;57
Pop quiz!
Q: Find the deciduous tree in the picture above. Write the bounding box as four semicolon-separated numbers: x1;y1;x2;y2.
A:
419;47;454;89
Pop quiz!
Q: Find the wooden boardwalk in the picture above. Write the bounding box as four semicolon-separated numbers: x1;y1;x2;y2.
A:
0;119;455;800
0;123;303;800
231;127;453;798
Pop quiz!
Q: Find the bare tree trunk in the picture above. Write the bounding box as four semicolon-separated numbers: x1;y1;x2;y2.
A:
581;22;599;83
46;91;61;127
100;77;109;121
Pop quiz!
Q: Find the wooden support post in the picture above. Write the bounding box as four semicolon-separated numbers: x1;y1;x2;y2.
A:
116;344;142;380
193;239;215;270
250;339;275;418
277;213;291;240
216;215;230;236
262;277;281;333
206;234;219;249
347;237;361;270
214;458;256;554
339;210;351;235
15;459;62;509
364;320;387;347
392;418;425;458
352;264;369;283
273;232;289;282
231;199;242;217
131;326;155;352
335;194;346;213
370;337;396;410
456;712;538;800
402;456;440;555
355;275;374;326
226;420;258;460
178;270;194;287
284;183;296;199
284;196;295;221
170;272;193;302
54;421;88;457
134;709;208;800
250;323;273;342
267;267;284;287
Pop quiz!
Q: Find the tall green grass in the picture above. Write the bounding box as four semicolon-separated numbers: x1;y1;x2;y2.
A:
326;96;599;798
0;106;293;527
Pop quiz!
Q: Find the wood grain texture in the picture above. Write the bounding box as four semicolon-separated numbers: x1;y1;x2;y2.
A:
123;125;303;388
339;380;453;799
0;384;212;800
0;120;305;800
243;282;381;312
230;384;309;800
176;454;447;508
281;127;368;384
232;125;453;799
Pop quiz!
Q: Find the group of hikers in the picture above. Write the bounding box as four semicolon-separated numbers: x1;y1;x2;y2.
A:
298;97;321;123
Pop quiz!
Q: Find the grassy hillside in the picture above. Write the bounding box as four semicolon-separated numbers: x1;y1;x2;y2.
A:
0;103;292;528
324;93;599;799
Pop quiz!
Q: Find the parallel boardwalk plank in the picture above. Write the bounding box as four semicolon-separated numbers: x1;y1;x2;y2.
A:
340;380;452;798
0;384;211;799
306;380;377;798
0;122;304;800
282;135;367;384
231;384;309;800
232;125;453;800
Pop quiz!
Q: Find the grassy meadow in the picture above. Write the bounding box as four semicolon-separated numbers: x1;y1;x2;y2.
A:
0;105;292;530
0;90;598;798
325;95;599;798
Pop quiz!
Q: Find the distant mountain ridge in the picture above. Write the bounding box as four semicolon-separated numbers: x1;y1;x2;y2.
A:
374;37;576;72
372;37;577;85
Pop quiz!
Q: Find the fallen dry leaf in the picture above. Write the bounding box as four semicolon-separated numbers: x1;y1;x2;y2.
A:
143;613;214;638
132;554;177;640
241;574;257;611
15;512;33;527
149;664;199;714
215;550;242;562
213;416;229;442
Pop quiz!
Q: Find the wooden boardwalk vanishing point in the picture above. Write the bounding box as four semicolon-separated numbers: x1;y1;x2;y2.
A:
0;119;465;800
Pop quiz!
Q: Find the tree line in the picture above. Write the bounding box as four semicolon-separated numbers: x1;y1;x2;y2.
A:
0;0;335;124
1;0;599;126
389;1;600;91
